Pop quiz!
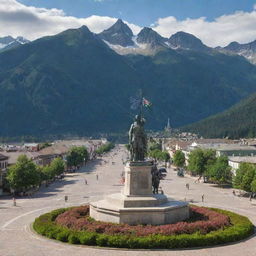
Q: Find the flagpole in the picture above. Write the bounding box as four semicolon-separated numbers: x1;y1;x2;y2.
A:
140;89;143;119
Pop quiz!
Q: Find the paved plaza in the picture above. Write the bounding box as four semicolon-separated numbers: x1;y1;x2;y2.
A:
0;145;256;256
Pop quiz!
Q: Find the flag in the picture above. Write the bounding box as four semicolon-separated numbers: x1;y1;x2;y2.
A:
130;96;141;110
143;98;152;108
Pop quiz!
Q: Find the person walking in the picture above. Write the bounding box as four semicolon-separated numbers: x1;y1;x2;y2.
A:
96;174;98;180
84;178;87;185
202;194;205;202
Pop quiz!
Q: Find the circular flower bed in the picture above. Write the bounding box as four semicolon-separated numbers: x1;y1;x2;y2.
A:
55;206;230;236
33;205;254;249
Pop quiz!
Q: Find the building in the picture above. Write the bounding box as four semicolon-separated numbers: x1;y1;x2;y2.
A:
23;143;39;152
216;145;256;157
0;154;9;195
228;156;256;175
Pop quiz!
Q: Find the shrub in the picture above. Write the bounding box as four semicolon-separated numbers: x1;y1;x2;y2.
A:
33;206;254;249
78;232;97;245
55;205;230;236
56;230;70;242
68;233;80;244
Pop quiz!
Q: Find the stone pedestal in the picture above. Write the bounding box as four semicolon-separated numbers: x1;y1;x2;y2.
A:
90;162;189;225
123;161;152;196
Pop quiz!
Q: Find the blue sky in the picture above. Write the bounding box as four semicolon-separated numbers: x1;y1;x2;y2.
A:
18;0;256;26
1;0;256;47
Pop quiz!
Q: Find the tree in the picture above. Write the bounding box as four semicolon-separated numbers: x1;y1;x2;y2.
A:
208;156;232;184
148;141;162;152
148;149;162;161
188;148;216;179
161;151;171;164
50;157;65;176
233;163;247;189
241;165;255;192
173;150;185;167
95;142;115;155
251;178;256;193
7;155;41;192
233;163;256;191
42;165;54;180
66;146;89;167
187;149;205;176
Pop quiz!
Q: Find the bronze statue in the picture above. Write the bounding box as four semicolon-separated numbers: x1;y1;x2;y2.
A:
151;164;160;194
129;114;147;161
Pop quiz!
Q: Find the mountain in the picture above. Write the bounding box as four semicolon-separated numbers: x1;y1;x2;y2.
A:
0;26;142;136
1;25;256;137
168;31;210;51
220;40;256;64
98;19;134;47
183;93;256;139
98;21;256;65
0;36;29;51
136;27;167;48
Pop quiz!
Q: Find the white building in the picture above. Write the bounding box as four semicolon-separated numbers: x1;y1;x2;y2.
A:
228;156;256;175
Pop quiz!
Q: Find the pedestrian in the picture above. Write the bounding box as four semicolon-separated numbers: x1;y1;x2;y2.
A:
65;195;68;202
84;179;87;185
249;193;252;201
201;194;204;202
96;174;98;180
13;197;16;206
232;190;236;196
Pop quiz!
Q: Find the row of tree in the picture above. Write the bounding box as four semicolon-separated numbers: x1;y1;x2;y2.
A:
173;149;232;185
173;148;256;193
95;142;115;155
7;155;65;193
6;146;89;193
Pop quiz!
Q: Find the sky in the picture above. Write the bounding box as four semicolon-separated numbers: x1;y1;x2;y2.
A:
1;0;256;47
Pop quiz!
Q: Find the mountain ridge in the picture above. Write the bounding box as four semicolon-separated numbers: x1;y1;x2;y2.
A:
1;24;256;137
183;92;256;138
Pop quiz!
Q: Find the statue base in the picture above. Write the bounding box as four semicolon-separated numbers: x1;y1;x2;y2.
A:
90;161;189;225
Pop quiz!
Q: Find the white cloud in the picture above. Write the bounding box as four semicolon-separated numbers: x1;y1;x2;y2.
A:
0;0;140;40
152;10;256;47
1;0;256;47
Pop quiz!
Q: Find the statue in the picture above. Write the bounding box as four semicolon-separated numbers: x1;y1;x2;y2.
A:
129;114;147;161
151;164;160;194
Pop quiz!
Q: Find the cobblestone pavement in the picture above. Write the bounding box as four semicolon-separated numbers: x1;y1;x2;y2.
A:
0;145;256;256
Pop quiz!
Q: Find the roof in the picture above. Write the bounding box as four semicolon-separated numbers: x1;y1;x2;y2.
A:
0;153;9;161
38;139;101;156
216;145;256;151
3;152;39;165
23;143;38;147
228;156;256;164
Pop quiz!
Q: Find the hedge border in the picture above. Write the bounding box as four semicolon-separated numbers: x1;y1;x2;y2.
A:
33;206;254;249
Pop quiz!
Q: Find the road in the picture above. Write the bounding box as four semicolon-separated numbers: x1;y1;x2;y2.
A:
0;145;256;256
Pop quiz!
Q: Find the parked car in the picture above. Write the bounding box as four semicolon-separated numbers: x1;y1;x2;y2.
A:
177;168;184;177
159;168;167;173
158;168;167;179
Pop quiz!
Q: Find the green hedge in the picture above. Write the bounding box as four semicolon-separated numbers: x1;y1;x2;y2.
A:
33;207;254;249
